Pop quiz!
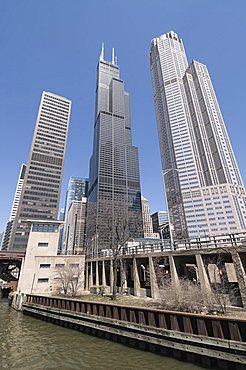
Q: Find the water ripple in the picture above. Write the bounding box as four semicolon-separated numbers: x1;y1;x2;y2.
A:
0;301;202;370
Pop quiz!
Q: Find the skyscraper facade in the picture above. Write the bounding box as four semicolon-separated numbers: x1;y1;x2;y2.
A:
64;177;89;218
151;211;169;239
86;47;143;254
141;196;158;238
2;164;26;250
64;198;87;255
151;211;168;232
61;177;88;253
150;31;246;239
9;92;71;250
10;164;27;221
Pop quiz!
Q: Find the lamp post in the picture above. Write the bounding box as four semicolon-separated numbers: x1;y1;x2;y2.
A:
162;168;179;251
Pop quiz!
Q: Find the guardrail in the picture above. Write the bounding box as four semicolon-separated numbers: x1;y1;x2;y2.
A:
26;294;246;342
86;232;246;259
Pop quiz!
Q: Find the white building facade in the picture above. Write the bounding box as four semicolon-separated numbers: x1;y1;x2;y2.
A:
10;92;71;250
2;164;26;250
141;196;159;238
150;31;246;239
64;198;87;255
17;220;85;296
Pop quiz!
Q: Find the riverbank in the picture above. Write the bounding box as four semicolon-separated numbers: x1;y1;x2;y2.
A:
60;292;246;319
1;300;200;370
20;294;246;369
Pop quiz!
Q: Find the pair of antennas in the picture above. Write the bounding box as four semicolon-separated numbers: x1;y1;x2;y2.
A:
100;43;117;65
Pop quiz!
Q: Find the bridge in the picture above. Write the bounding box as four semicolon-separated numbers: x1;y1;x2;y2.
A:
0;251;25;282
85;232;246;308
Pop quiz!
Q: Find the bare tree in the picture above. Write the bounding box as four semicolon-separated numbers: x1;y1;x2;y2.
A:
54;262;84;297
152;256;237;314
205;253;238;313
99;201;143;300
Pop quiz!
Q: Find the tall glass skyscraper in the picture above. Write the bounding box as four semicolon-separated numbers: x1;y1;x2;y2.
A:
150;31;246;240
9;92;71;250
61;177;89;253
86;46;143;254
64;177;89;218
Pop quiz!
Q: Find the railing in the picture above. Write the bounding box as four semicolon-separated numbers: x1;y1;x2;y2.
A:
25;294;246;342
87;232;246;259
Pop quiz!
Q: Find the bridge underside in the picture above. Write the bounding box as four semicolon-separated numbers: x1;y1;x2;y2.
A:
0;252;24;283
85;245;246;309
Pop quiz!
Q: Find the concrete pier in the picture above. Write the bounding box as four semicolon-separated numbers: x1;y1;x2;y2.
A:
85;246;246;308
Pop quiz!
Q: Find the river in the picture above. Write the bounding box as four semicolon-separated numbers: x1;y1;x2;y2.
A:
0;300;203;370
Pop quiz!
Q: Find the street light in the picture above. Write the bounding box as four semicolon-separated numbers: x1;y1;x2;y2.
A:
162;168;180;250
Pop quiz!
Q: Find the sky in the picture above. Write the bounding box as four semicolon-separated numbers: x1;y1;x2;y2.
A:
0;0;246;231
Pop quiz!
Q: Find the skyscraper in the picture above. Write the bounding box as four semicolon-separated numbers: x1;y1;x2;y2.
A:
9;92;71;250
150;31;246;240
60;177;88;253
64;177;89;219
151;211;169;239
2;164;26;250
141;196;158;238
64;198;87;255
86;46;143;254
151;211;168;231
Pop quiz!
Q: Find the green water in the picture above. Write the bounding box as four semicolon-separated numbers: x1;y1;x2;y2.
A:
0;300;203;370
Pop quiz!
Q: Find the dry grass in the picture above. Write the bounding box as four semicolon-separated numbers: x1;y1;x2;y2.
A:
77;293;149;307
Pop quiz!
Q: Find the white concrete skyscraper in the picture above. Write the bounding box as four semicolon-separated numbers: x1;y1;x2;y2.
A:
9;92;71;250
141;196;158;239
150;31;246;240
1;164;26;250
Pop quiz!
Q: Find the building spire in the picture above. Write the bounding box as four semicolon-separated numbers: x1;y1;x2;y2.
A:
100;43;104;61
112;47;115;65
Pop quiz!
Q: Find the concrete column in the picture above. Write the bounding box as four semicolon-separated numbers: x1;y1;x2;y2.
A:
110;259;114;293
95;260;99;287
148;257;160;299
85;262;89;291
195;254;212;294
231;251;246;308
133;257;141;297
89;261;93;289
120;261;127;293
102;260;106;287
169;255;180;289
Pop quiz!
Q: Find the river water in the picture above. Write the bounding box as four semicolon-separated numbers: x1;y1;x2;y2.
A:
0;300;203;370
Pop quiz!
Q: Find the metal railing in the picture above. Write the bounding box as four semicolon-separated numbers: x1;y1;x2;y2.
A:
87;232;246;259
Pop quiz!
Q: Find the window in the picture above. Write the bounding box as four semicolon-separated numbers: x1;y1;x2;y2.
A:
55;264;65;268
40;264;51;268
38;242;49;247
37;278;49;283
32;223;59;233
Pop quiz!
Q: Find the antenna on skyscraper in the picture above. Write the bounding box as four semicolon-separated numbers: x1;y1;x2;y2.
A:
112;47;115;65
100;43;104;61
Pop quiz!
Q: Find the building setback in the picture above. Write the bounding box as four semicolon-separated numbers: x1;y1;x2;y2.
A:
150;31;246;240
9;92;71;250
86;46;143;255
2;164;26;250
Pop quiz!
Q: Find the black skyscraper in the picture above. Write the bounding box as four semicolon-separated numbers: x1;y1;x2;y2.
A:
86;47;143;255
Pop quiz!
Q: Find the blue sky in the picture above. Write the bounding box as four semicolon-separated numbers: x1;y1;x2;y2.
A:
0;0;246;231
